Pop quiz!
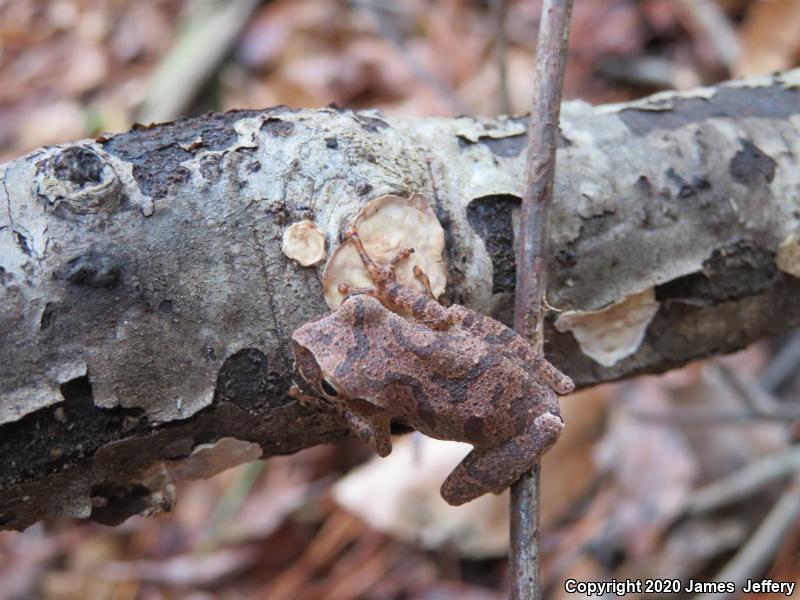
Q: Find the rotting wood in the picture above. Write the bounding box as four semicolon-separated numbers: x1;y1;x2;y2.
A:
1;71;800;529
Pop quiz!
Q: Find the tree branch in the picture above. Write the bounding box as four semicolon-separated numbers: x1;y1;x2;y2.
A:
1;70;800;529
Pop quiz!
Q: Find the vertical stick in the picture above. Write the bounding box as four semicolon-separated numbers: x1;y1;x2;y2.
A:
491;0;512;115
510;1;574;599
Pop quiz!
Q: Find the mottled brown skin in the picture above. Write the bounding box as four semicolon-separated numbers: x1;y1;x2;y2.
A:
291;227;574;505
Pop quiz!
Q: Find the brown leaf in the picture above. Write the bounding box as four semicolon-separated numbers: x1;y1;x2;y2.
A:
737;0;800;77
541;387;608;527
595;379;698;558
61;43;109;95
17;102;87;152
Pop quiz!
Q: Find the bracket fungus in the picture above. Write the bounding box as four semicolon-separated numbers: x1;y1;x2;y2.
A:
554;289;660;367
322;194;447;309
776;233;800;278
282;220;326;266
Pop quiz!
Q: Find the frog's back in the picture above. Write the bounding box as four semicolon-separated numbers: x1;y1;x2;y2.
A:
360;313;556;447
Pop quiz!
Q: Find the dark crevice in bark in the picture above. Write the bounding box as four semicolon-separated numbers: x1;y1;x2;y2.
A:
655;240;778;305
52;147;105;187
89;483;154;526
729;139;777;187
456;132;575;158
101;107;283;198
619;85;800;135
467;194;521;294
549;275;800;387
458;134;527;158
0;376;147;488
261;117;295;137
213;348;293;415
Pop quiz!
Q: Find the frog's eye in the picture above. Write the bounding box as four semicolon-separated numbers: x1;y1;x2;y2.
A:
321;378;339;398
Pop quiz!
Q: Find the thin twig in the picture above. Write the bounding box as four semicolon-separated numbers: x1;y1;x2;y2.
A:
759;331;800;393
693;477;800;600
490;0;512;115
674;0;741;72
687;447;800;515
510;1;573;599
138;0;262;123
513;0;573;347
713;360;800;420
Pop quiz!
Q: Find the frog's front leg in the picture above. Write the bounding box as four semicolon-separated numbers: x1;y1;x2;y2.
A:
440;412;564;506
339;405;393;457
289;384;392;456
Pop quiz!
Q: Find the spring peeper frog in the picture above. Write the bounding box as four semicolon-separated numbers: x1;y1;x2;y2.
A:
291;226;574;505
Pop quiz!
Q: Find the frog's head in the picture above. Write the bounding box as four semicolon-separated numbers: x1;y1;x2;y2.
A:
291;294;388;405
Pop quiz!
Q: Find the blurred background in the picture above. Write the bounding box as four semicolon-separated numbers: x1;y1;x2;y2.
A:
2;0;800;598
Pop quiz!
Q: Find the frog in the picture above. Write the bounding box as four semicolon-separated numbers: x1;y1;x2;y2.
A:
291;225;574;505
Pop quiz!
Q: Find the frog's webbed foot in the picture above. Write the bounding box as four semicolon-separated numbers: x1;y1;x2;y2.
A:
340;406;393;457
440;412;564;506
533;358;575;395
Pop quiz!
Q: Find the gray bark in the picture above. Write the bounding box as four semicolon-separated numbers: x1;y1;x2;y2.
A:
1;70;799;530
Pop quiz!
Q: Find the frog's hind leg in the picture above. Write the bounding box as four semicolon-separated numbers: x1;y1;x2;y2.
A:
412;265;435;298
440;412;564;506
338;282;376;300
344;226;413;285
344;226;381;273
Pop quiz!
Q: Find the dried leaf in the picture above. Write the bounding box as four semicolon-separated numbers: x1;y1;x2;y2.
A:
737;0;800;77
596;379;698;557
334;435;509;559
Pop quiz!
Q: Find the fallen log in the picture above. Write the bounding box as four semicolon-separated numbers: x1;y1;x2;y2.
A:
1;70;799;529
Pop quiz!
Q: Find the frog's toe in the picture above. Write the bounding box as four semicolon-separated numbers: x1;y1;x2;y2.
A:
534;358;575;395
342;410;393;457
441;471;497;506
373;434;392;457
359;423;392;457
441;449;516;506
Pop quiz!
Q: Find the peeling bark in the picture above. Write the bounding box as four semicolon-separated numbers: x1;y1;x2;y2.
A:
1;71;800;529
